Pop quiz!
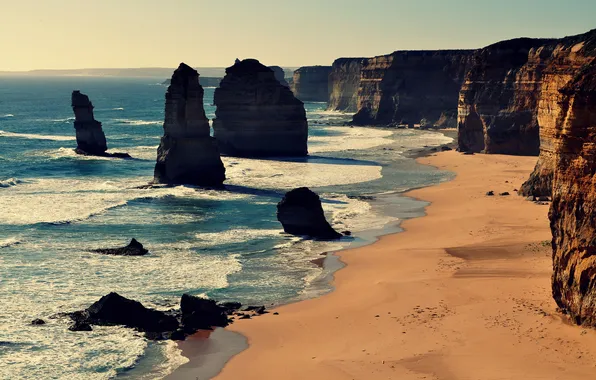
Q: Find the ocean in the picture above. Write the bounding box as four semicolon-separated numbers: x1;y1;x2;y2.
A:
0;76;453;379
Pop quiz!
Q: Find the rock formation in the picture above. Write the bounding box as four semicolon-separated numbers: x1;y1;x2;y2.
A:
71;91;131;158
269;66;289;87
277;187;342;240
90;238;148;256
328;58;365;112
352;50;474;126
154;63;225;187
291;66;332;102
71;91;108;155
67;292;240;340
212;59;308;157
162;77;222;88
549;59;596;326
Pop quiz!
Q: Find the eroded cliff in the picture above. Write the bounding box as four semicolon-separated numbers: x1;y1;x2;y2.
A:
550;59;596;326
291;66;332;102
328;58;365;112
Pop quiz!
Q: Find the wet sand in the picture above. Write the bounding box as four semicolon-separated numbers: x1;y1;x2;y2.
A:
183;151;596;379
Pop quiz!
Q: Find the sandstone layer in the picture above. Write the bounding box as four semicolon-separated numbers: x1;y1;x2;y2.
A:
291;66;332;102
352;50;474;126
71;90;108;155
213;59;308;157
154;63;225;187
550;59;596;326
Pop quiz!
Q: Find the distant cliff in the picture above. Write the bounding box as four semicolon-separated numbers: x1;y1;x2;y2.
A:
291;66;332;102
328;58;366;112
550;59;596;327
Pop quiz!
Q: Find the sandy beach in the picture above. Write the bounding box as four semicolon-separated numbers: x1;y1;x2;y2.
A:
185;150;596;380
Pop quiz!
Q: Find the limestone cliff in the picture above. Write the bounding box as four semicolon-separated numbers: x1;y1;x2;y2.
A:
550;59;596;326
291;66;332;102
213;59;308;157
328;58;365;112
352;50;474;126
269;66;289;87
71;91;108;155
154;63;225;186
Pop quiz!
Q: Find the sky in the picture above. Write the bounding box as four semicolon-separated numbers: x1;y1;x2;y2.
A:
0;0;594;71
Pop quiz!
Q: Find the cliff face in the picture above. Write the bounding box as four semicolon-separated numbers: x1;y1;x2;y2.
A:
213;59;308;157
352;50;474;126
328;58;365;112
154;63;225;186
269;66;289;87
291;66;332;102
550;59;596;326
521;33;596;196
71;91;108;155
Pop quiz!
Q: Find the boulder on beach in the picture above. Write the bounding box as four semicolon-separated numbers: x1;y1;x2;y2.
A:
213;59;308;157
154;63;226;187
180;294;230;331
71;91;131;158
277;187;343;240
90;238;149;256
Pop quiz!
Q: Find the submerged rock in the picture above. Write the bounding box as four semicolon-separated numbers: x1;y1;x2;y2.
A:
71;91;131;158
154;63;226;187
31;318;46;325
90;238;148;256
68;321;92;332
213;59;308;157
277;187;342;240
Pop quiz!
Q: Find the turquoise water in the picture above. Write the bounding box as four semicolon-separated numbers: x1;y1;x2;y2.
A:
0;76;453;379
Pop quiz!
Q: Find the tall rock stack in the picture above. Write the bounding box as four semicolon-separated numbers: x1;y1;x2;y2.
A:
71;91;108;155
549;60;596;326
213;59;308;157
154;63;225;187
291;66;332;102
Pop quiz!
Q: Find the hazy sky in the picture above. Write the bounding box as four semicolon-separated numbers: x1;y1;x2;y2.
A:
1;0;594;70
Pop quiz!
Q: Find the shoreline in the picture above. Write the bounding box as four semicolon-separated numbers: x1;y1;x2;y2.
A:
200;150;596;379
167;129;458;379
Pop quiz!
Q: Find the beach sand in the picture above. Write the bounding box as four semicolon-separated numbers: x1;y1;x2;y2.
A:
189;151;596;379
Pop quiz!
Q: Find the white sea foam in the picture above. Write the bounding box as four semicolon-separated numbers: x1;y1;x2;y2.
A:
309;126;393;153
196;228;284;246
112;107;125;111
0;177;22;188
0;237;21;248
0;130;75;141
113;119;162;126
0;114;14;118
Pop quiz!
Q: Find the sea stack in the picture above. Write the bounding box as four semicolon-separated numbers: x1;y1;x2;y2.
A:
154;63;225;187
550;61;596;326
277;187;342;240
213;59;308;157
71;91;108;155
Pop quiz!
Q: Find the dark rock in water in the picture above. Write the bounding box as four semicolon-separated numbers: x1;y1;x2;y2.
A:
71;91;131;158
499;192;510;196
242;305;267;314
90;238;148;256
486;191;494;196
31;318;45;325
213;59;308;157
277;187;343;240
74;292;179;333
180;294;229;331
69;321;92;332
342;231;352;236
169;329;187;341
154;63;226;187
219;301;242;313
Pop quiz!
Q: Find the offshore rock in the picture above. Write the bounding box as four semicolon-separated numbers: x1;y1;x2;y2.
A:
154;63;225;186
269;66;289;87
277;187;342;240
71;91;130;158
291;66;332;102
90;238;149;256
213;59;308;157
550;59;596;326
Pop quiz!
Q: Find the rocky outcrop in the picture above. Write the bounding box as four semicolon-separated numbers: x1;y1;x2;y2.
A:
269;66;289;87
277;187;342;240
549;58;596;326
71;91;130;158
154;63;226;187
458;30;596;159
328;58;365;112
291;66;332;102
352;50;474;126
68;292;240;340
213;59;308;157
90;238;148;256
